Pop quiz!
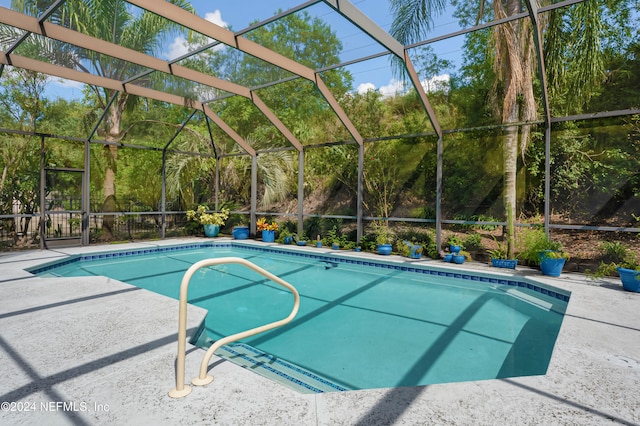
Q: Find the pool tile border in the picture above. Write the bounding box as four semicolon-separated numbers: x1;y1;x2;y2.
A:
27;241;570;303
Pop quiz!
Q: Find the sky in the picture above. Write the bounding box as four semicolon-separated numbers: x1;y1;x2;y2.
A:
0;0;465;100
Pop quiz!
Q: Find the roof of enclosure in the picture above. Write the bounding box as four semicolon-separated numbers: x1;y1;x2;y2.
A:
0;0;593;155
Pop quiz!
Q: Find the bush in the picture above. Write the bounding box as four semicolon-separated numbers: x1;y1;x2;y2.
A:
587;242;640;278
600;241;630;263
516;228;563;266
464;233;484;251
395;228;438;258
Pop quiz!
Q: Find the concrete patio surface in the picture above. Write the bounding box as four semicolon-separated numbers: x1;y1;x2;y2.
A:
0;238;638;425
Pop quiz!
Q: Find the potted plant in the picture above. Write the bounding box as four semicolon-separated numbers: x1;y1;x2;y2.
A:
593;244;640;293
373;220;394;255
325;226;343;250
611;249;640;292
488;237;518;269
399;240;423;259
453;250;471;264
232;223;250;239
588;242;639;292
447;235;463;254
294;231;308;246
538;250;569;277
530;236;568;276
277;228;294;245
256;217;278;242
617;264;640;292
186;205;229;237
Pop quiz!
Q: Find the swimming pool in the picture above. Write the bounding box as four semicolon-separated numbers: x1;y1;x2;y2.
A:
31;242;570;393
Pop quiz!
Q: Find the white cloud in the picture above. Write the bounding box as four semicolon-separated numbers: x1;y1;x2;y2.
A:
354;74;451;99
45;77;84;100
421;74;450;93
356;82;376;94
49;77;84;89
204;10;228;28
166;35;189;60
163;10;229;60
378;79;405;98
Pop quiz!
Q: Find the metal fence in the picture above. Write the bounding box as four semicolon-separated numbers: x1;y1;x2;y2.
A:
0;211;193;250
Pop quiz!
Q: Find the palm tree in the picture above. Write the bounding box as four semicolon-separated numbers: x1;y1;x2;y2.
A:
12;0;195;239
389;0;606;257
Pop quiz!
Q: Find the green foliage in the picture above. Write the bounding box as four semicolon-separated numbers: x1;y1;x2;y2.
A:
294;231;309;242
208;11;350;148
453;214;499;231
303;216;323;241
539;250;570;260
372;220;394;246
359;235;375;251
446;234;464;248
588;241;640;277
364;142;401;218
487;246;507;260
600;241;632;263
186;205;229;226
323;226;347;247
461;250;473;261
2;0;639;254
516;228;564;266
463;233;484;251
394;228;437;259
276;228;294;243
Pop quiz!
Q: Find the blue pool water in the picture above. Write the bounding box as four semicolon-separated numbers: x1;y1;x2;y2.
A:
33;242;569;392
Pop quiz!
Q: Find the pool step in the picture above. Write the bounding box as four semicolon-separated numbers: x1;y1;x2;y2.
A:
216;343;349;394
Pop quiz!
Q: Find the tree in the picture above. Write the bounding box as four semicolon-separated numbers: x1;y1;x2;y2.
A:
194;11;351;210
390;0;610;257
0;67;48;246
210;10;352;145
11;0;195;239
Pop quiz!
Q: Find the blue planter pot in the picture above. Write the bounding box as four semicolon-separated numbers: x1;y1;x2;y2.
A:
203;224;220;237
453;254;465;264
443;253;453;262
377;244;392;255
283;236;293;244
491;258;518;269
617;267;640;292
332;243;340;250
449;245;461;254
232;226;249;239
297;240;307;246
316;241;323;248
539;251;566;277
262;230;275;242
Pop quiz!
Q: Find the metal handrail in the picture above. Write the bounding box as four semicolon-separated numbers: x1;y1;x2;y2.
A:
168;257;300;398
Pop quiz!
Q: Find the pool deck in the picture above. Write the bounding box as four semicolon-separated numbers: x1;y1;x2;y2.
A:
1;237;638;425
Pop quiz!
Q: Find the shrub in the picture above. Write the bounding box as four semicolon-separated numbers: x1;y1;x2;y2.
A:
587;242;640;278
516;228;563;266
464;233;484;251
600;241;630;263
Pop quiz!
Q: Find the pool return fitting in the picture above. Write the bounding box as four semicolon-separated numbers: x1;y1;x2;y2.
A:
169;257;300;398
